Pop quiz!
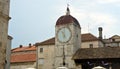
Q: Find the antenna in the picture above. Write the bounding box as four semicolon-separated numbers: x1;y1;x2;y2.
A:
66;0;71;8
104;35;106;39
88;22;90;33
87;15;91;33
66;0;70;5
67;3;69;8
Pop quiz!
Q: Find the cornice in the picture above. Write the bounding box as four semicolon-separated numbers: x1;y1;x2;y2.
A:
8;35;13;40
0;12;11;21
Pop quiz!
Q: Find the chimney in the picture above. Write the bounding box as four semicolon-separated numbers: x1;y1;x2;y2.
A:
98;27;103;40
19;45;23;48
29;43;32;47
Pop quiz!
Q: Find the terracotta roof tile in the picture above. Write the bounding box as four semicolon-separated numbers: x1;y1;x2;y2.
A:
36;37;55;46
72;47;120;60
36;33;99;46
11;46;36;52
81;33;98;42
11;53;36;63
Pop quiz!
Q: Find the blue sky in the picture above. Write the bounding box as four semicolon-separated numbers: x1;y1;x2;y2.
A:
9;0;120;48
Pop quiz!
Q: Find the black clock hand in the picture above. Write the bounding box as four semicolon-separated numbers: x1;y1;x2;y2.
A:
62;31;65;38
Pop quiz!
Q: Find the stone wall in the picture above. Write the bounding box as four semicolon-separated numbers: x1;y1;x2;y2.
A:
81;41;104;48
10;62;36;69
37;45;55;69
5;36;12;69
10;48;36;69
0;0;10;69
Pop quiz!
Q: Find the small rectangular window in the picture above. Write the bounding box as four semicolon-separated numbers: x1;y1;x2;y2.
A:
40;48;43;53
112;39;115;42
38;58;44;64
89;44;93;48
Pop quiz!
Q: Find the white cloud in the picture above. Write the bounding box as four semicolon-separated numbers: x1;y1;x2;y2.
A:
75;0;120;7
57;1;119;37
70;6;118;36
89;12;117;25
96;0;120;4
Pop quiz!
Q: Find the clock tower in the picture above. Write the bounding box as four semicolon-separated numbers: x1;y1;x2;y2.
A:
54;7;81;69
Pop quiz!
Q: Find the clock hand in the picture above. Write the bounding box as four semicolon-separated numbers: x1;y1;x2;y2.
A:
62;31;65;38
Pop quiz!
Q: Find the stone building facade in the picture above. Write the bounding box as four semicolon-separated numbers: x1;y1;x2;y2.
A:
35;7;105;69
104;35;120;47
81;33;104;48
0;0;11;68
35;7;120;69
10;45;36;69
5;35;13;69
36;34;104;69
54;7;81;69
36;43;55;69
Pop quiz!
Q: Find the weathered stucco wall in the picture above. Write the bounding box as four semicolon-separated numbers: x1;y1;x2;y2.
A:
10;62;36;69
0;0;10;69
38;45;55;69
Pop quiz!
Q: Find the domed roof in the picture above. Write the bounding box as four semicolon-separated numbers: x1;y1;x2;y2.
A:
56;7;80;28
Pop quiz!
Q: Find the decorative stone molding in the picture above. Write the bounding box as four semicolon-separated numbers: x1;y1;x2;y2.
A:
0;12;11;21
8;35;13;40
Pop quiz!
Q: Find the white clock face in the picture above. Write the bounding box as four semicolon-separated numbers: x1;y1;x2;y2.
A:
57;27;71;43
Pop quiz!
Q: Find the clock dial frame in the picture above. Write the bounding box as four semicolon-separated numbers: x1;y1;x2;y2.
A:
57;27;71;43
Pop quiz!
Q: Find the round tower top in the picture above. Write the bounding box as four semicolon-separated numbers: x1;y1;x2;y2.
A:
56;7;80;28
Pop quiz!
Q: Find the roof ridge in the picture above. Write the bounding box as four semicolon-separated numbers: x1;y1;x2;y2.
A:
40;37;55;43
11;45;36;52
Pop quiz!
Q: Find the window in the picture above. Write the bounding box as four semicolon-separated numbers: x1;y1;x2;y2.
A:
38;58;44;65
40;48;43;53
112;43;118;47
89;44;93;48
112;39;115;42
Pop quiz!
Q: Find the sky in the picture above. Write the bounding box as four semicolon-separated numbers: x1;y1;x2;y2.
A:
9;0;120;48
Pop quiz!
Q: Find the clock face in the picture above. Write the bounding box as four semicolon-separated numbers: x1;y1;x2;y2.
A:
57;27;71;43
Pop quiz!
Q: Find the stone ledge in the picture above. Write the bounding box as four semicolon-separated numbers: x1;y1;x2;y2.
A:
0;12;11;21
